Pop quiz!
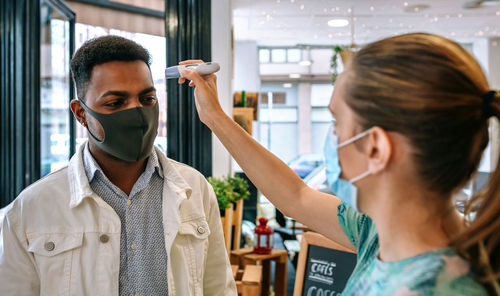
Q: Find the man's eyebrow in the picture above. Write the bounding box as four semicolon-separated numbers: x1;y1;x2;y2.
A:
100;90;129;99
99;87;156;99
139;87;156;96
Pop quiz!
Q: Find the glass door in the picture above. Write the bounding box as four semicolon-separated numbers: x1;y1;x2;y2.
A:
40;0;75;176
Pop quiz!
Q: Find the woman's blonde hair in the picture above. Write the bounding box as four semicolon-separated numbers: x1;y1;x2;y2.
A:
346;33;499;294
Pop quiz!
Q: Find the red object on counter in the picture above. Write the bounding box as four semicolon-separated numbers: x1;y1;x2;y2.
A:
254;217;273;254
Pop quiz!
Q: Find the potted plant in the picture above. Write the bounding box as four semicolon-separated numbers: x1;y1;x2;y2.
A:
330;45;351;83
208;175;250;250
226;175;250;202
207;176;233;214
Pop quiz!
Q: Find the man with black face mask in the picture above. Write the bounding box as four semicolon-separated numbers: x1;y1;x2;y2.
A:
0;36;236;295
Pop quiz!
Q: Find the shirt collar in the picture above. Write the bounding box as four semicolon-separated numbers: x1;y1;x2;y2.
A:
82;143;164;184
69;143;189;208
82;143;100;183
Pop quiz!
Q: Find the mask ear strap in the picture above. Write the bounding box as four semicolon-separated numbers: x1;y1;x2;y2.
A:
348;170;371;184
78;100;105;143
337;128;372;148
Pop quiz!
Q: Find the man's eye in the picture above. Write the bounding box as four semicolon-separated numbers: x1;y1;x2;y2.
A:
141;96;157;104
105;100;123;107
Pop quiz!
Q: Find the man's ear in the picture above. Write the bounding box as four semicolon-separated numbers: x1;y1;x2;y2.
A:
366;127;392;174
70;99;87;127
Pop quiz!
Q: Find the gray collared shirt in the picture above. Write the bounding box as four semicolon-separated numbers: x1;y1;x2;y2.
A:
83;144;168;296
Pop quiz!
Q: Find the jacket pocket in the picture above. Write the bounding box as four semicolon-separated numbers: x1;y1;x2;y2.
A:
27;232;83;296
178;219;211;239
177;218;211;293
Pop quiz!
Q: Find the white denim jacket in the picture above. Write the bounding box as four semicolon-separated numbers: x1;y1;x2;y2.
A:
0;145;237;296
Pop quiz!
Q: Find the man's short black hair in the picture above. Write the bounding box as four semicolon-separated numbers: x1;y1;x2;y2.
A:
70;35;151;101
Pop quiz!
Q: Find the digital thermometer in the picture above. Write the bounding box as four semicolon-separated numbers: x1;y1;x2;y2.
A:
165;62;220;79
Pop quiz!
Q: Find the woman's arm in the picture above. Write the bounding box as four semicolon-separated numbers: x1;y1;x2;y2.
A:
180;61;355;251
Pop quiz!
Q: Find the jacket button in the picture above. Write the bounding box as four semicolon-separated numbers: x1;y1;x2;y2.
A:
100;234;109;243
197;226;206;234
44;241;55;251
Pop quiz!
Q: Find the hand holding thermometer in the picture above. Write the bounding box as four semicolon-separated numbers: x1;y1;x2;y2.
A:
165;62;220;79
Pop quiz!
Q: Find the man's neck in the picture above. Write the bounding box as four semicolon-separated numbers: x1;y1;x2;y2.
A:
88;141;148;195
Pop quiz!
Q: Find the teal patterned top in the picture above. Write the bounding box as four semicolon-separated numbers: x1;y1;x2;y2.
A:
337;202;488;295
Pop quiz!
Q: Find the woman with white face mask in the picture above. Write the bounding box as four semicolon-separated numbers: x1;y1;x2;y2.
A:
180;33;499;295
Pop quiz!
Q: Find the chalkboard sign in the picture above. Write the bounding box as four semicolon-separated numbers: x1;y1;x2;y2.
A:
293;232;357;296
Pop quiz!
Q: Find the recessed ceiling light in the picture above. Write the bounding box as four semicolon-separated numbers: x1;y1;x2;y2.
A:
404;4;430;13
464;0;500;8
328;19;349;27
299;60;312;66
283;83;293;88
289;73;301;78
482;0;500;5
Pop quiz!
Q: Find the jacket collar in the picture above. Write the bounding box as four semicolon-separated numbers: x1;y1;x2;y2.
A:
68;143;95;208
68;142;192;208
155;146;192;199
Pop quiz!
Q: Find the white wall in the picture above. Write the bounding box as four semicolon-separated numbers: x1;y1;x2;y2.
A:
478;37;500;173
260;48;333;76
472;38;490;80
233;40;261;92
488;37;500;89
310;49;333;74
298;83;312;154
211;0;233;177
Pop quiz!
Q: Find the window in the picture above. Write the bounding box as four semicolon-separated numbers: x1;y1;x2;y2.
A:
74;24;167;153
40;1;73;176
40;23;167;176
311;84;334;155
257;83;299;163
271;49;287;63
258;47;304;64
287;48;301;63
259;48;270;63
311;84;333;107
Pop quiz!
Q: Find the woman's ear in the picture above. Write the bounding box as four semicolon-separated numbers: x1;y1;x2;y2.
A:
367;127;392;174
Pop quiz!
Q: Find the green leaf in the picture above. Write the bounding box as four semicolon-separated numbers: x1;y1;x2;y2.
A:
330;45;350;84
208;176;232;211
226;176;250;201
207;175;251;210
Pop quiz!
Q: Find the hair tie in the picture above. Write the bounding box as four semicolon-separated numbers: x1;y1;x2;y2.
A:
482;90;496;119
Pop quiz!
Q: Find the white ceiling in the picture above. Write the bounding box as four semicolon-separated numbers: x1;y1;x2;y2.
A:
232;0;500;46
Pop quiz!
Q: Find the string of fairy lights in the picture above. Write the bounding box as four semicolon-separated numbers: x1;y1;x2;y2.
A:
233;0;500;45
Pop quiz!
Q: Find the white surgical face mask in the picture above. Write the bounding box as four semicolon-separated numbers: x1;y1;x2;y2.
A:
324;121;372;212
